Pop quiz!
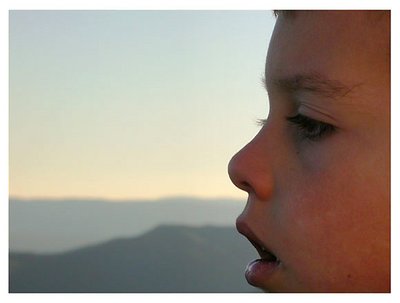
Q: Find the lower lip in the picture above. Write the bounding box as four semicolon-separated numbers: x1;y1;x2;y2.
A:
245;259;281;286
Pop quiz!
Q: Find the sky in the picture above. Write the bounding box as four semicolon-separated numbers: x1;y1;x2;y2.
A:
9;10;276;200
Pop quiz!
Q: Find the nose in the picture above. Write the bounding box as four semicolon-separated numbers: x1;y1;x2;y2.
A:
228;132;274;201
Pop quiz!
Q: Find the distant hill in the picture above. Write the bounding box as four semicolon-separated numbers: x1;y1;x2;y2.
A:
9;197;245;253
10;225;259;293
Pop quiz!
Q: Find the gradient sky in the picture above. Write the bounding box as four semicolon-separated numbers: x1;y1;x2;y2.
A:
9;10;276;200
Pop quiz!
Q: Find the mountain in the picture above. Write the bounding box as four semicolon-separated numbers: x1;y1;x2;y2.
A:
9;225;259;293
9;197;245;253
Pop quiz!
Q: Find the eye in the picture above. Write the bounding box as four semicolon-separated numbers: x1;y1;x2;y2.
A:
286;113;336;141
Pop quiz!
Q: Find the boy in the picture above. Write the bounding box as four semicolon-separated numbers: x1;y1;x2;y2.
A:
228;10;390;292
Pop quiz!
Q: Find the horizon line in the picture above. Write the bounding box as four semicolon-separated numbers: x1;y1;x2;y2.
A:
9;194;245;203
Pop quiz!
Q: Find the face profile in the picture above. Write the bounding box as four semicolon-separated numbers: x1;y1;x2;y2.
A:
228;10;390;292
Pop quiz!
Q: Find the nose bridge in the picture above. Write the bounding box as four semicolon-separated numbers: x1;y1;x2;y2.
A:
228;129;274;201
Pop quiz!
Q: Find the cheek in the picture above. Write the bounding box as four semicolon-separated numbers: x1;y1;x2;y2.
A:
276;141;389;291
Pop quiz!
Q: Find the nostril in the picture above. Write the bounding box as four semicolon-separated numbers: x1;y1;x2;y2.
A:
228;163;251;193
228;151;252;191
239;181;252;192
228;135;275;201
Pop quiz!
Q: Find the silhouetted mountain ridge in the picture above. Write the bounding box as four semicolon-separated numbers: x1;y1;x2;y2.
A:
10;197;244;253
10;225;259;293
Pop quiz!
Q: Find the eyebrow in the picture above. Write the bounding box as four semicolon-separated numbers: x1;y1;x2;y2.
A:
263;72;361;101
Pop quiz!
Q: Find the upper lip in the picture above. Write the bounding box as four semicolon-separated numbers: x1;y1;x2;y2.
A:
236;219;279;262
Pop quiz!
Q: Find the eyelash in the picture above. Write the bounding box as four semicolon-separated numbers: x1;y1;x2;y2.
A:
256;114;336;141
286;114;336;141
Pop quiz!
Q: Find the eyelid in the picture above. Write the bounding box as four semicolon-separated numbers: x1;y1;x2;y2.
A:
256;114;336;142
297;102;338;125
286;113;314;124
286;113;336;141
286;113;330;127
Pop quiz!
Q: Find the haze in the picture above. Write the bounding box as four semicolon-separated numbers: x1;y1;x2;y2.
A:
9;10;275;200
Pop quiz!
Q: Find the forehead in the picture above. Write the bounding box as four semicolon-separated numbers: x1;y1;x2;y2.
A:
265;11;389;88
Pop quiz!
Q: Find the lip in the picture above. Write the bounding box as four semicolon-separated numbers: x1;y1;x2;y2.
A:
236;219;281;287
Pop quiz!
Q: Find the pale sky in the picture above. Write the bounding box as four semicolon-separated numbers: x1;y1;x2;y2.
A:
9;10;276;200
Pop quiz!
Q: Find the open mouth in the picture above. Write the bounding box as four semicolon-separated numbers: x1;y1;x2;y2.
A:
236;220;280;263
247;237;281;264
236;220;282;286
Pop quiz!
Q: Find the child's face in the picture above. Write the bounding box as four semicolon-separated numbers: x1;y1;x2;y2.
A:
228;11;390;292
